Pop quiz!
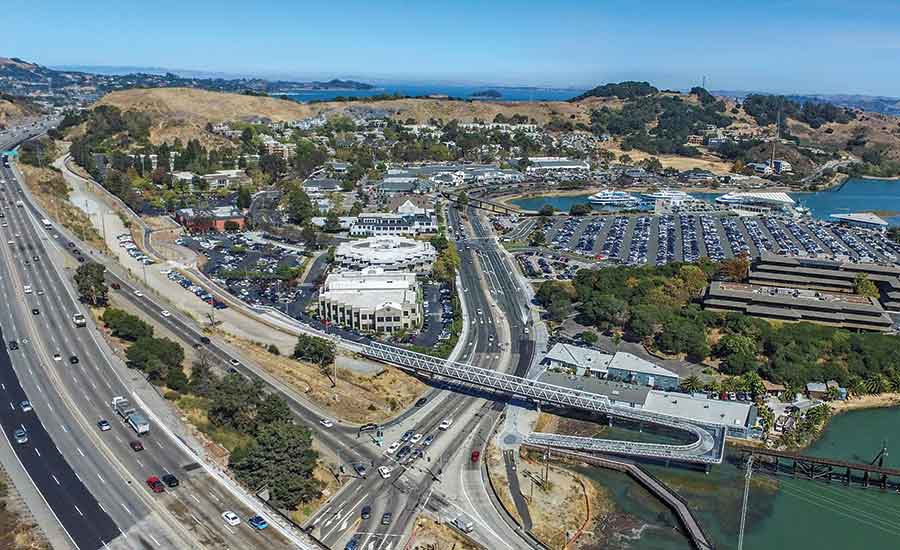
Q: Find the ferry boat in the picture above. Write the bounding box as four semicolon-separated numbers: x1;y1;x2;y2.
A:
641;188;691;202
588;190;640;206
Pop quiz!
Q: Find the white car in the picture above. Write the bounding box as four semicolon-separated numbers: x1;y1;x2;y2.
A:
319;418;334;428
438;418;453;431
378;466;392;479
52;353;61;361
410;433;423;444
386;441;400;454
133;290;144;297
160;310;171;317
222;511;241;526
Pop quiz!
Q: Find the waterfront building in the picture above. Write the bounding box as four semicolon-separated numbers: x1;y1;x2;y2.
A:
335;236;436;273
350;212;438;237
317;268;421;333
702;281;893;332
714;191;797;216
518;156;591;172
829;212;889;231
541;343;680;390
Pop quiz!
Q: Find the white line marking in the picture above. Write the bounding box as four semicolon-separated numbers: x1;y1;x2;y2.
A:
190;513;202;525
52;474;60;485
34;448;40;457
77;447;84;457
74;505;83;516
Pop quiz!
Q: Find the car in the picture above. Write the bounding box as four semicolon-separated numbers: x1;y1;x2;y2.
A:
319;418;334;428
396;446;411;461
471;450;481;463
248;515;268;530
14;427;28;445
69;355;79;364
111;282;121;290
229;358;240;367
31;308;39;315
386;441;400;454
32;255;38;261
7;341;18;351
353;463;368;477
36;289;44;296
378;466;392;479
52;353;61;361
422;434;435;447
381;512;393;526
198;336;210;345
222;511;241;526
344;538;360;550
133;289;144;297
19;400;32;412
146;476;165;493
438;418;453;431
410;433;423;444
415;397;428;407
401;430;414;442
162;474;179;487
129;440;144;452
160;310;171;317
77;256;85;263
97;419;111;431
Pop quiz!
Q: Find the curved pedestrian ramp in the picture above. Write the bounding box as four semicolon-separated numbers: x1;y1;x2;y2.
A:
361;342;725;464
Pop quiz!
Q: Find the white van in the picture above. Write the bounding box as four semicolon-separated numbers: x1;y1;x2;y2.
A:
23;285;32;294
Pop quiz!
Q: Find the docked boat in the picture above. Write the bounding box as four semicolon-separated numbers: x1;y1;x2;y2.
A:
588;190;640;206
641;188;691;202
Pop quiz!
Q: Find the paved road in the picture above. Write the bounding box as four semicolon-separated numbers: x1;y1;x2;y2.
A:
3;131;306;549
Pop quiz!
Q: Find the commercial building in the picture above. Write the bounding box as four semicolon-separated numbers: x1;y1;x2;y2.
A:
335;236;436;273
317;268;421;333
169;169;250;191
541;343;680;390
516;156;591;172
350;212;438;237
715;191;797;216
538;371;757;438
749;252;900;311
175;206;246;233
702;281;893;332
829;212;889;231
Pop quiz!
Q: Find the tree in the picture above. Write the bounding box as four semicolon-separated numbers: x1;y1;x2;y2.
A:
257;394;292;426
223;220;241;232
230;423;321;509
719;254;750;282
457;193;469;207
854;273;879;298
236;185;252;209
569;204;592;216
323;211;342;233
285;188;315;225
189;357;215;397
209;373;263;432
165;366;189;392
680;375;703;393
529;230;546;247
293;334;336;368
101;308;153;341
579;331;598;345
538;204;555;217
739;371;766;398
74;262;108;306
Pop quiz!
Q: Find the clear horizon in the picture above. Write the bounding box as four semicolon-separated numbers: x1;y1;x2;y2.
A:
5;0;900;96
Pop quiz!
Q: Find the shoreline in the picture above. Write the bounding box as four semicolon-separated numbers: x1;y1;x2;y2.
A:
827;392;900;415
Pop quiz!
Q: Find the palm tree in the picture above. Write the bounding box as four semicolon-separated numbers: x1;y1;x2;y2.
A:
681;375;703;393
704;380;722;394
865;376;884;395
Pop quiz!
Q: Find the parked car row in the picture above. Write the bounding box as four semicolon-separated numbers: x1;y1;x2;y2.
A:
117;233;154;265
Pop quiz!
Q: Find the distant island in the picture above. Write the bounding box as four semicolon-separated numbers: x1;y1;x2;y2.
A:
471;89;502;98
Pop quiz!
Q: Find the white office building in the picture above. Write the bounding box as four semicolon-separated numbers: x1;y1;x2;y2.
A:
336;236;436;273
317;268;421;333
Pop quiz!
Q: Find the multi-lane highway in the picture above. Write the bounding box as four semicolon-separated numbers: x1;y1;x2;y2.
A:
0;125;305;549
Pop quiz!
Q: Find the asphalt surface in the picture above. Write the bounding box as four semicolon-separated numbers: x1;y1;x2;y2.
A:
3;130;301;549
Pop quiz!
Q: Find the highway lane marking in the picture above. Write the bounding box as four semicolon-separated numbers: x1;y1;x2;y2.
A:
73;504;83;516
97;501;106;513
208;491;220;502
120;503;133;516
154;440;163;449
59;424;67;433
148;534;160;546
77;447;84;457
51;474;59;485
136;458;144;468
33;448;40;457
97;473;105;483
190;513;202;525
7;402;12;411
190;493;201;504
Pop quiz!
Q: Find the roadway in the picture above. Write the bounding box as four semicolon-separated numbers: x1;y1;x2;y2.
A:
1;126;302;549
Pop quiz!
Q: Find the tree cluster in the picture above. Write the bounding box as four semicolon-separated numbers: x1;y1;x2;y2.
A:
74;262;109;306
571;81;659;102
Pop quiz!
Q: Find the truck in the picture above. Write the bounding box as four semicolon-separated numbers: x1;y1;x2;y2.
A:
41;218;52;230
452;515;474;534
111;396;150;435
72;313;86;327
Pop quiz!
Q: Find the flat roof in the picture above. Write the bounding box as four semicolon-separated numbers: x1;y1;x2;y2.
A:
829;212;889;227
718;191;795;205
643;391;754;428
607;352;680;379
543;343;613;372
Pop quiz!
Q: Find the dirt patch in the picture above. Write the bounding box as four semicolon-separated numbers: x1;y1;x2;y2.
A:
0;468;51;550
515;452;593;548
213;331;427;425
18;159;107;251
409;517;479;550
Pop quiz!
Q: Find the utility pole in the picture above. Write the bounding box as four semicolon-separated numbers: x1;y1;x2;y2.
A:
738;455;754;550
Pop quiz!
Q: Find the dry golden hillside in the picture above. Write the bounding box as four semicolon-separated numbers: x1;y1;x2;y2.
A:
0;98;27;127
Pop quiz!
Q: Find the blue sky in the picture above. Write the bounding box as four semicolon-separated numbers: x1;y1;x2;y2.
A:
5;0;900;95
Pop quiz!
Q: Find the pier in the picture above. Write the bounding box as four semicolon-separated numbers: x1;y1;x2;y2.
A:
739;445;900;491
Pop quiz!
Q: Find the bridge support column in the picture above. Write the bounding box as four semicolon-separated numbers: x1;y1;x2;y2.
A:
827;465;832;483
846;468;851;485
881;474;888;489
773;457;778;476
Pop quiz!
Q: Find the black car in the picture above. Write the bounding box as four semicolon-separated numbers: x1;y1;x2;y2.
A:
352;463;368;478
161;474;179;488
381;512;392;526
360;505;371;520
415;397;428;407
7;340;18;351
31;308;39;315
69;355;79;364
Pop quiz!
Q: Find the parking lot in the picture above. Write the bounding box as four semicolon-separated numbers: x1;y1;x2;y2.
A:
410;282;454;347
177;232;306;315
536;213;900;267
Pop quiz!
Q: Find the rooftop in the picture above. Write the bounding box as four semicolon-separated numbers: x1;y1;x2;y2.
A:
643;391;755;428
607;351;680;379
829;212;889;227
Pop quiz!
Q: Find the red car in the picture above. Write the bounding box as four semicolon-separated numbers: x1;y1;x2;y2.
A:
471;450;481;463
130;440;144;452
146;476;165;493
